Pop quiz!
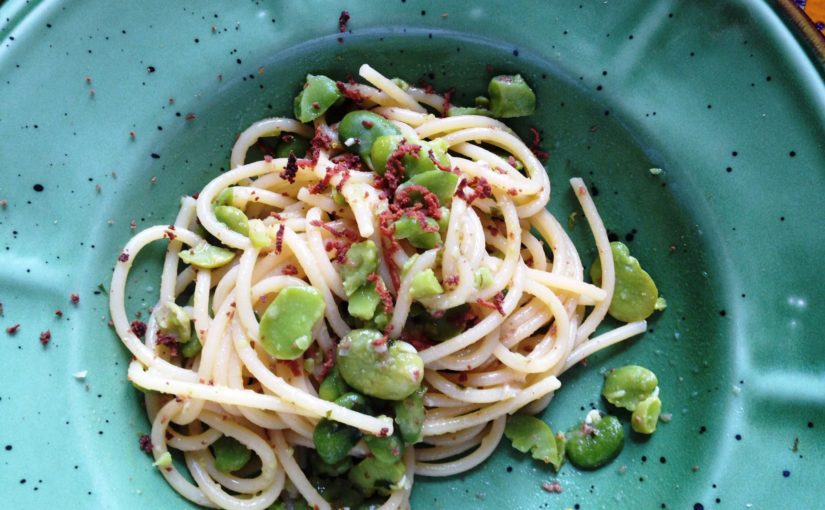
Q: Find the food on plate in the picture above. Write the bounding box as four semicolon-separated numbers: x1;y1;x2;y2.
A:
110;64;663;509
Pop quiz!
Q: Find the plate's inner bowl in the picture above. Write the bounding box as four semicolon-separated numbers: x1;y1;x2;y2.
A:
95;30;729;509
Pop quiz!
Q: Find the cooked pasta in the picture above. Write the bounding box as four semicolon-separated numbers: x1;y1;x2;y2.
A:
109;64;647;510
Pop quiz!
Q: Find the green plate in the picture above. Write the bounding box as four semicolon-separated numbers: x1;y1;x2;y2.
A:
1;1;823;508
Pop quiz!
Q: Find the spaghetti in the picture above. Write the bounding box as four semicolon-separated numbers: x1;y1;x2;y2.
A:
110;64;647;510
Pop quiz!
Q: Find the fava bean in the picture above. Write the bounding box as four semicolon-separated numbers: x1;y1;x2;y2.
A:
212;436;252;473
348;456;406;496
590;241;660;322
504;415;565;471
348;281;382;320
437;207;450;236
153;451;172;469
429;138;450;162
180;336;202;358
565;412;624;470
474;267;493;289
214;205;249;236
364;431;405;464
340;241;379;296
337;329;424;401
333;391;370;414
602;365;658;411
446;106;492;117
491;148;524;170
422;304;470;341
312;475;365;508
215;187;234;206
394;215;441;250
247;219;273;249
178;242;235;269
393;385;426;444
258;286;325;360
401;254;419;277
313;418;361;465
370;135;416;177
368;309;390;331
275;136;311;159
390;77;410;90
631;395;661;434
313;392;369;464
338;111;400;166
309;450;353;477
157;301;201;357
268;499;312;510
331;188;347;206
294;74;342;123
158;302;191;342
488;74;536;118
370;135;450;179
397;170;459;207
318;366;350;402
409;269;444;299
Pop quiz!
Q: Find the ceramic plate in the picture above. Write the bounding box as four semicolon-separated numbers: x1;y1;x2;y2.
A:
1;0;823;508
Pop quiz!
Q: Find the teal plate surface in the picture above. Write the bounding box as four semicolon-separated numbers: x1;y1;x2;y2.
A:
1;1;823;508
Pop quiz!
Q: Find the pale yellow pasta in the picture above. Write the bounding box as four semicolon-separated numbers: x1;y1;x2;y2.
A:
109;64;647;510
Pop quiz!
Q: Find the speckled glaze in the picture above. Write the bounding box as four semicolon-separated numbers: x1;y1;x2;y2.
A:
1;1;823;508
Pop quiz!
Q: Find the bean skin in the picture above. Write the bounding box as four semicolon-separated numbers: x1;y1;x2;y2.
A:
258;286;325;360
591;241;660;322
